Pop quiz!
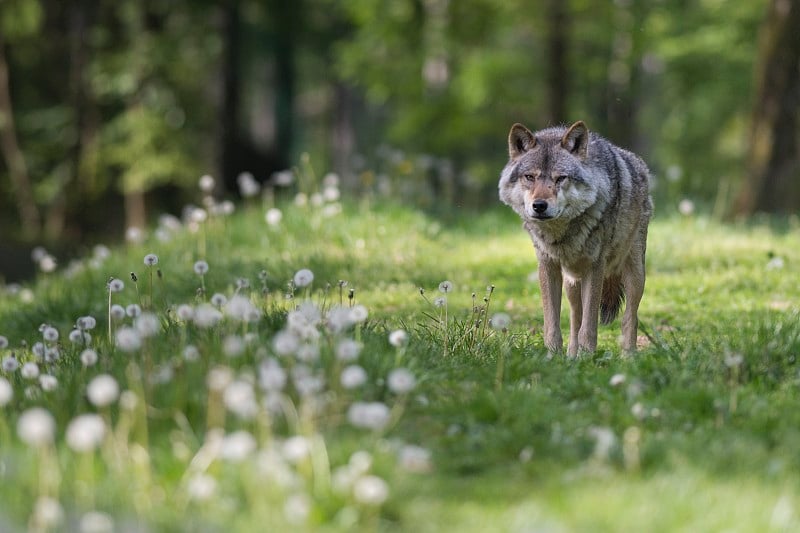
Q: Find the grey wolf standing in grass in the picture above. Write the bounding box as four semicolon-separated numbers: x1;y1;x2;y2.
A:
498;121;652;356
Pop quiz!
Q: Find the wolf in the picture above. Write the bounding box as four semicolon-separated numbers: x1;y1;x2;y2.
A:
498;121;652;356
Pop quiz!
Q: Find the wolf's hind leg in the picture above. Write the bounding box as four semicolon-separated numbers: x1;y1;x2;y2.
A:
621;245;646;353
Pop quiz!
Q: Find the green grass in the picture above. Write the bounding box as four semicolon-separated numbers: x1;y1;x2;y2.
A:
1;196;799;532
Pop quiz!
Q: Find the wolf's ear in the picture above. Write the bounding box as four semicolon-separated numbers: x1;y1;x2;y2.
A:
508;123;536;158
561;121;589;158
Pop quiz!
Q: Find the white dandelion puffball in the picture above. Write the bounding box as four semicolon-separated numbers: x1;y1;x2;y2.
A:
42;326;59;342
398;444;433;473
17;407;56;447
347;401;391;431
115;327;142;352
87;374;120;407
77;316;97;330
350;304;369;323
66;414;106;453
609;373;626;387
143;253;159;266
490;312;511;330
265;207;283;226
2;355;18;372
193;304;222;328
198;174;215;192
125;304;142;318
79;510;115;533
353;475;390;506
110;304;126;320
107;278;124;293
336;339;363;362
135;312;160;338
282;435;311;464
21;362;40;380
0;377;13;406
193;260;209;275
176;304;195;321
39;374;58;391
438;280;453;293
293;268;314;288
0;335;9;349
220;430;257;462
388;368;416;394
187;473;217;502
340;365;368;389
81;349;99;367
223;380;258;420
389;329;409;347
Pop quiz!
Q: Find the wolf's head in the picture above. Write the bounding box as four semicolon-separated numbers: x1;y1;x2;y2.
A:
498;121;601;223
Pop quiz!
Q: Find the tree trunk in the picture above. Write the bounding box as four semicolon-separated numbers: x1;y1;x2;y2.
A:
272;0;297;169
734;0;800;216
0;38;40;239
217;0;241;192
545;0;569;125
332;82;356;189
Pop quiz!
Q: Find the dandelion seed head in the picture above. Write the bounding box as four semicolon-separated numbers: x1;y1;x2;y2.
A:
17;407;56;447
398;444;433;473
39;374;58;391
69;329;91;344
79;510;115;533
0;335;7;349
198;174;215;192
341;365;368;389
193;304;222;328
724;352;744;368
273;329;300;356
2;355;19;373
223;335;246;358
347;401;391;431
66;414;106;453
388;368;416;394
176;304;194;321
207;366;233;392
44;347;60;363
108;278;125;293
39;254;58;273
81;349;99;367
87;374;120;407
33;496;64;529
183;345;200;362
115;327;142;352
223;380;258;419
110;304;125;320
350;305;368;323
21;362;39;380
125;304;142;318
220;430;257;462
210;293;228;308
438;280;453;293
0;376;13;406
77;316;97;330
336;339;362;362
265;208;283;226
284;493;311;525
282;435;311;463
433;296;447;307
678;199;695;217
609;373;626;387
293;268;314;288
490;312;511;330
193;260;209;275
389;329;409;347
326;306;353;333
42;326;59;342
135;312;160;338
258;359;287;391
353;475;390;506
225;294;260;322
187;473;217;502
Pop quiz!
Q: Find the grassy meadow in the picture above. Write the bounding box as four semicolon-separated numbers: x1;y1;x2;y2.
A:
1;185;799;532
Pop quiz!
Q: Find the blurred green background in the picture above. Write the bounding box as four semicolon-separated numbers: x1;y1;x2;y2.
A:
0;0;798;279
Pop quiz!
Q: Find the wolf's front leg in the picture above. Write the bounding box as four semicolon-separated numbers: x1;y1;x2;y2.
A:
578;263;605;353
564;279;582;357
538;258;563;354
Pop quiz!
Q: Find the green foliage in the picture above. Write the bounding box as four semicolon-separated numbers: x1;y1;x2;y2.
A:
1;196;799;530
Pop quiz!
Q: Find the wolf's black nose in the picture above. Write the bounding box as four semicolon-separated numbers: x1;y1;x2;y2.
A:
532;200;548;214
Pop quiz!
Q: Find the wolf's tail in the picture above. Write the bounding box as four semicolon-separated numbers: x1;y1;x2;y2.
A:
600;275;625;325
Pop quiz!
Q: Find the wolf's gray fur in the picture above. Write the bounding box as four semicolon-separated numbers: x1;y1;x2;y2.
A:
498;121;652;355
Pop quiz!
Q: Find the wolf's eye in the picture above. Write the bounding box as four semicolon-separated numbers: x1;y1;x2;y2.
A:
523;173;535;182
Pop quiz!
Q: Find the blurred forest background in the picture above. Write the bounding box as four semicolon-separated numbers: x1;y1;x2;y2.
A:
0;0;798;279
